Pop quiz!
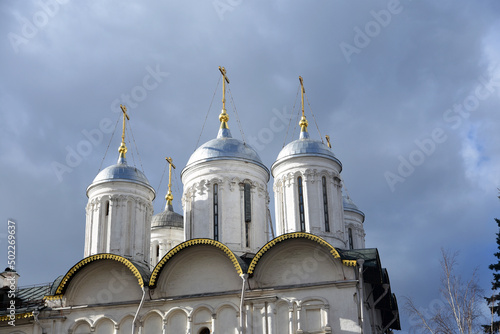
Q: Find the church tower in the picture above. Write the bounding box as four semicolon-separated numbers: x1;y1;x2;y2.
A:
85;106;156;265
343;194;366;249
150;157;184;267
272;77;345;248
181;67;270;255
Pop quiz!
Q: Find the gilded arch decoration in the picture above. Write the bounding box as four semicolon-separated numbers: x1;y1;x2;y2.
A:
47;253;147;299
248;232;356;274
150;238;244;288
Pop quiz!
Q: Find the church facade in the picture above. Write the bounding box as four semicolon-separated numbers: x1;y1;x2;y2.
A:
0;72;400;334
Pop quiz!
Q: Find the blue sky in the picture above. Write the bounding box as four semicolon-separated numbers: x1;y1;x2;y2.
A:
1;1;500;331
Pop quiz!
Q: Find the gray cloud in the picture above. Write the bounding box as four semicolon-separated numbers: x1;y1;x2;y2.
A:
1;0;499;331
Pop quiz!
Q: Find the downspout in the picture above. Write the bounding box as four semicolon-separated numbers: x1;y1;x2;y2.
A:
33;309;46;334
357;259;365;334
369;283;390;333
381;310;399;333
132;286;147;334
239;274;248;334
373;284;390;308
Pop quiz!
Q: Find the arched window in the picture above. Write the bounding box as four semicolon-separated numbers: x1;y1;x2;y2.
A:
322;176;330;232
348;228;354;249
298;176;305;232
199;328;210;334
213;184;219;241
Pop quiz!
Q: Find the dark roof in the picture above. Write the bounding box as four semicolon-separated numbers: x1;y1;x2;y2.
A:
339;248;400;330
0;283;50;319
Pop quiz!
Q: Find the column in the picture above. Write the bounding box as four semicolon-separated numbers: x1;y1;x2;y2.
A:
267;303;275;334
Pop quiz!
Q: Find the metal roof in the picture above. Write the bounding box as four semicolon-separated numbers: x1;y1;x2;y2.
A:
87;156;154;196
273;130;342;170
183;128;269;175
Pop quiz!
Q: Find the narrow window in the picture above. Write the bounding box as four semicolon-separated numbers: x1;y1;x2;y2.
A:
213;184;219;241
298;176;305;232
245;222;250;248
156;245;160;258
244;183;251;222
322;176;330;232
348;228;354;249
105;200;110;216
244;183;251;248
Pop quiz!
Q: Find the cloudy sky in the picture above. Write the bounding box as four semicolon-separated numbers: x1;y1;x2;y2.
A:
1;0;500;331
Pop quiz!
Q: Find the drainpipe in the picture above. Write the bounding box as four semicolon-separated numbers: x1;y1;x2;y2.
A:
239;274;248;334
33;309;46;334
357;259;365;334
369;283;390;332
132;286;147;334
381;310;398;333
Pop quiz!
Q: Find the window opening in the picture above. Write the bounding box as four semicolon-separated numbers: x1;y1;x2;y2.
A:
298;176;305;232
322;176;330;232
213;184;219;241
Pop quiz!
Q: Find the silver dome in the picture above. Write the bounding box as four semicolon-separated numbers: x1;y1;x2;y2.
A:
88;157;155;195
343;195;365;218
184;128;269;173
152;204;183;228
273;131;342;169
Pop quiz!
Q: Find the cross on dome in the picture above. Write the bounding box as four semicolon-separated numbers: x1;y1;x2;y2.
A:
118;104;130;160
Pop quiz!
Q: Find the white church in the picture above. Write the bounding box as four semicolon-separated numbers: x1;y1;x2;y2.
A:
0;70;400;334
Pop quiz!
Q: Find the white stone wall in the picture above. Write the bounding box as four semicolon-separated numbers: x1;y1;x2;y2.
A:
182;160;270;255
150;226;184;268
272;156;345;249
344;210;366;249
85;181;155;265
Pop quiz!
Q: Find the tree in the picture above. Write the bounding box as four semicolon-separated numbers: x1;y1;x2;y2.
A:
484;213;500;334
405;250;483;334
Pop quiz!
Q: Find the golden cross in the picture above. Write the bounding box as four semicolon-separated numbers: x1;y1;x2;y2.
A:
119;105;130;158
298;76;308;133
299;76;305;117
165;157;176;205
325;135;332;148
218;66;230;129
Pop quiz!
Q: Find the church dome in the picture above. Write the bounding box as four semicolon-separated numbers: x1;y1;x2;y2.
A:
343;195;365;218
273;131;342;170
152;205;183;228
184;128;268;172
87;157;155;195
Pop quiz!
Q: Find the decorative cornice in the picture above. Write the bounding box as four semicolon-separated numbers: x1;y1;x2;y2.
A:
150;238;243;288
44;294;63;301
0;311;33;322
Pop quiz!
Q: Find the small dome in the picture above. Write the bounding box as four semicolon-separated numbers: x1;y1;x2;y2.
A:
184;128;269;173
152;205;183;228
343;195;365;218
273;131;342;169
87;157;154;195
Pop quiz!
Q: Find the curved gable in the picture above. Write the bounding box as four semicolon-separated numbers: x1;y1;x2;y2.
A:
248;232;356;275
46;254;148;305
150;238;244;288
150;240;244;297
249;233;357;288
